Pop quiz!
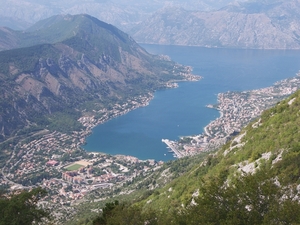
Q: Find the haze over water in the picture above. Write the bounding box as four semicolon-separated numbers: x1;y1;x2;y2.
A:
84;45;300;161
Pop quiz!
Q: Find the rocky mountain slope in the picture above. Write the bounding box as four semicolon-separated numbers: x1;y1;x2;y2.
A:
139;90;300;211
0;14;190;141
130;0;300;49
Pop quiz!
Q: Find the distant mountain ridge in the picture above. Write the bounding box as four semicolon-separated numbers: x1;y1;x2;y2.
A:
0;14;189;140
0;0;244;31
130;0;300;49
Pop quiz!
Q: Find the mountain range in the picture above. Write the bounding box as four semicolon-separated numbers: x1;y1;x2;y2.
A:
2;0;300;49
0;0;244;31
0;14;189;141
130;0;300;49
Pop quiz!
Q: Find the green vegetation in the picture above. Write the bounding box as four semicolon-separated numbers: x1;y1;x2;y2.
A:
65;164;83;171
46;111;84;133
178;136;193;144
92;200;160;225
0;188;50;225
0;44;58;75
184;169;300;225
90;169;300;225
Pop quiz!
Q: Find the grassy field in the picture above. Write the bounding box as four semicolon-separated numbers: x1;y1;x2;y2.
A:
65;163;83;171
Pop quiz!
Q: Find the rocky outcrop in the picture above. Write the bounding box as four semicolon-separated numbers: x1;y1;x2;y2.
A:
130;0;300;49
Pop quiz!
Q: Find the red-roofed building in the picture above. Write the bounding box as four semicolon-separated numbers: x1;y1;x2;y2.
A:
46;160;59;167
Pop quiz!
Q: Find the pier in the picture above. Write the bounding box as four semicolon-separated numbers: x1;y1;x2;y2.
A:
162;139;185;158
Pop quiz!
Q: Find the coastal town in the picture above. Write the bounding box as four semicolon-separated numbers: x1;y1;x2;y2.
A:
0;93;165;223
0;67;201;222
0;92;161;189
1;67;300;221
163;73;300;158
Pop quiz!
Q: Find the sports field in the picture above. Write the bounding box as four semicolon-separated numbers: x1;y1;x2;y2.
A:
65;164;83;171
64;160;92;171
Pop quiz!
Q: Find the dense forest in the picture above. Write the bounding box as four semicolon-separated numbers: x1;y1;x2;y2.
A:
0;188;50;225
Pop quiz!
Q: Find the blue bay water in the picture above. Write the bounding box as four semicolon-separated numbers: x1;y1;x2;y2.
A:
84;45;300;161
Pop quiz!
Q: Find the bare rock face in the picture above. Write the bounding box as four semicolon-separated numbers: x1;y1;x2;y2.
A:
130;0;300;49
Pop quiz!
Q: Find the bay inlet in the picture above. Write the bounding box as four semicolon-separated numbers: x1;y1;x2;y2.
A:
83;45;300;161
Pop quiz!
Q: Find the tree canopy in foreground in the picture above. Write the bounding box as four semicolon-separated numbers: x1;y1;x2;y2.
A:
0;187;50;225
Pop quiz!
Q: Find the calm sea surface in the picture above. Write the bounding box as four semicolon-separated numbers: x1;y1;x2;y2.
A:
83;45;300;161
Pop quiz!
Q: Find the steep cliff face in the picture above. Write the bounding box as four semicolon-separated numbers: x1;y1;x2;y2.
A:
0;14;187;140
130;0;300;49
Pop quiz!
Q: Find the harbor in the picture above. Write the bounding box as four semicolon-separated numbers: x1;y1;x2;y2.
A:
162;139;185;158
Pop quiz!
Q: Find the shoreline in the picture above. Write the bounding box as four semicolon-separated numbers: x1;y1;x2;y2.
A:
163;72;300;157
79;75;202;153
162;139;185;158
79;92;154;147
204;125;211;137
